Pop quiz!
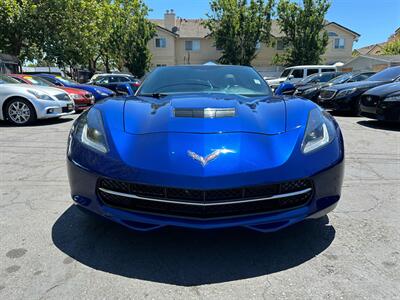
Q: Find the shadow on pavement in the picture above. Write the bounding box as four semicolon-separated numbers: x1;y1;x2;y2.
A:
52;205;335;286
357;120;400;132
0;117;74;127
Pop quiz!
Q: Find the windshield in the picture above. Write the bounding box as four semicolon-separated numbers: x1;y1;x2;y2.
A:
0;75;19;84
280;68;292;77
299;73;320;84
368;67;400;82
56;76;78;85
138;66;272;97
328;73;353;84
23;76;54;87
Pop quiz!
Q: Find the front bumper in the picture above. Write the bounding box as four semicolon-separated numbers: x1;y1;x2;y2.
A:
36;100;75;119
67;157;344;232
318;95;356;111
360;102;400;122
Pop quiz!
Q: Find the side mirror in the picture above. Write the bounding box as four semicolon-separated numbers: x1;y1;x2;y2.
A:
288;75;294;80
115;84;131;96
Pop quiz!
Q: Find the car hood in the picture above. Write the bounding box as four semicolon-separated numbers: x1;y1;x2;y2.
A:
7;84;67;96
329;80;387;91
72;84;113;94
363;82;400;97
61;87;90;95
123;94;287;135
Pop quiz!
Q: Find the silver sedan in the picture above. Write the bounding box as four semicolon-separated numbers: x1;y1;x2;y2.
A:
0;75;75;125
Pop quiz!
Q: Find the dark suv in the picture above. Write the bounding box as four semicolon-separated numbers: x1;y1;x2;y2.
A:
88;74;141;94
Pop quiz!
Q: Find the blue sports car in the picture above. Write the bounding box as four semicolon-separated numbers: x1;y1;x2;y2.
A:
35;74;115;101
67;65;344;233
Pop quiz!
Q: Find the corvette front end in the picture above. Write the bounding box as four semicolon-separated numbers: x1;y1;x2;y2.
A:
67;65;344;232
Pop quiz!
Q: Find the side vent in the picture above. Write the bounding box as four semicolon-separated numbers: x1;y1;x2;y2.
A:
174;108;236;118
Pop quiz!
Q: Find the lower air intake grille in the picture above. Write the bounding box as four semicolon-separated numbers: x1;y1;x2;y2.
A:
97;178;313;219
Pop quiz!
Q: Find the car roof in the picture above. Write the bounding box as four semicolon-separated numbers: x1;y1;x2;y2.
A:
285;65;337;69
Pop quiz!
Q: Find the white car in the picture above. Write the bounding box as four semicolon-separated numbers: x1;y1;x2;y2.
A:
265;65;337;91
0;75;75;125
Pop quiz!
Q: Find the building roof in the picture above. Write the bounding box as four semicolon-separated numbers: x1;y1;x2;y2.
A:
151;18;360;39
355;42;386;55
343;54;400;66
0;53;19;63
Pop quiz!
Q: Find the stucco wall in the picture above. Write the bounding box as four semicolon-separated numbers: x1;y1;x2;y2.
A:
322;23;356;64
175;37;221;65
148;29;176;67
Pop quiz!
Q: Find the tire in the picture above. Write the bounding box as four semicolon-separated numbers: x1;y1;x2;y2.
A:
5;98;37;126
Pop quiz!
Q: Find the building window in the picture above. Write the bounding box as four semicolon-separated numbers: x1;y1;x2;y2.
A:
328;31;338;37
155;38;166;48
276;39;285;50
185;40;200;51
334;38;345;49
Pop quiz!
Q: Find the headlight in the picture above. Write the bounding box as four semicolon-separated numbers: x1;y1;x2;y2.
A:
27;89;54;101
303;87;318;94
70;94;82;100
74;109;109;153
336;88;357;98
301;108;336;154
383;95;400;102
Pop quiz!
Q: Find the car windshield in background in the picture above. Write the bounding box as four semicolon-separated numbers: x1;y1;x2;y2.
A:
24;76;54;87
0;75;19;84
328;73;353;84
138;66;272;98
299;73;320;84
367;67;400;82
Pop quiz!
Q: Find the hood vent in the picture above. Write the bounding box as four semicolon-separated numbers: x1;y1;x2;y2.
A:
174;108;236;118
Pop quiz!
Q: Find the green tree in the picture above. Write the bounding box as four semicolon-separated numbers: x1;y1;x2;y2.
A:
0;0;43;60
109;0;155;77
274;0;331;66
383;40;400;55
204;0;274;65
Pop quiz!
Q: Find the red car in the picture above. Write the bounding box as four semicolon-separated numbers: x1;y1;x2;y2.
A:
10;74;94;112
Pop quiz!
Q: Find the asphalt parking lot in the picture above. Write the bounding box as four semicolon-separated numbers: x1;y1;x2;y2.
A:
0;114;399;299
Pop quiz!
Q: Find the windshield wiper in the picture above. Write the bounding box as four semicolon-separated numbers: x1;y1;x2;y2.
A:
138;93;168;99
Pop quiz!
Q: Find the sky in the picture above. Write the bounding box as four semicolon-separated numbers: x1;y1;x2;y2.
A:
143;0;400;49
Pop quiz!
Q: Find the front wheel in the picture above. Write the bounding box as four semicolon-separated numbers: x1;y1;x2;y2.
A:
5;98;37;126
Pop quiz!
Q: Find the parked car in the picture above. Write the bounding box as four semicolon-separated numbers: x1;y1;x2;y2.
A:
9;74;94;112
275;71;344;96
35;74;115;101
318;66;400;114
360;82;400;122
265;65;337;90
0;75;74;125
67;65;344;233
294;71;376;102
87;73;141;95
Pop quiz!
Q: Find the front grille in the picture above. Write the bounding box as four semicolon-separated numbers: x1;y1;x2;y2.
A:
97;178;313;219
319;89;336;100
55;93;71;101
361;95;380;107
